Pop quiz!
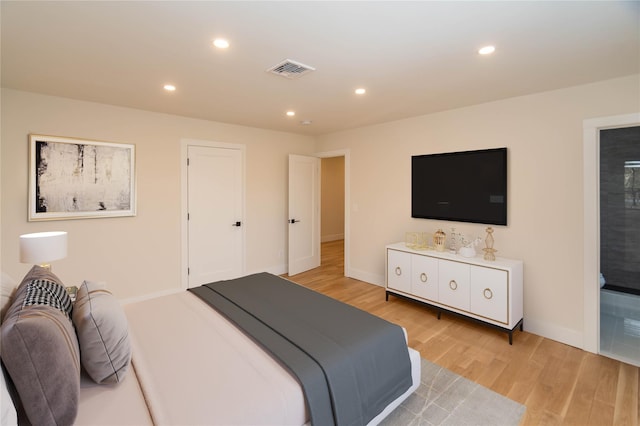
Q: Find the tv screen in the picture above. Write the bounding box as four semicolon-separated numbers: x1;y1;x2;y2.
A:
411;148;507;225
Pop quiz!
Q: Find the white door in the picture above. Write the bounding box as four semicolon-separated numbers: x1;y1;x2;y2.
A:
187;145;243;287
288;154;320;276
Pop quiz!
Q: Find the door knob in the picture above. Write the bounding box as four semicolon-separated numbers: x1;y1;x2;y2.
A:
232;221;242;227
289;219;301;224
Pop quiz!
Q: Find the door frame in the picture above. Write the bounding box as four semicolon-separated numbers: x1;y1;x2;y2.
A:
180;138;246;289
316;149;350;278
583;113;640;353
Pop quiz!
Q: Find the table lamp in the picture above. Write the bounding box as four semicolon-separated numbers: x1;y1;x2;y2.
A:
19;231;68;270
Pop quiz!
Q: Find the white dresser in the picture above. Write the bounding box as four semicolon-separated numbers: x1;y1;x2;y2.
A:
385;242;523;344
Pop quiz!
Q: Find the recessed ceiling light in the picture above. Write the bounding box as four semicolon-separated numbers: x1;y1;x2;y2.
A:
286;111;295;117
163;84;176;92
213;38;230;49
300;120;312;126
478;45;496;55
355;88;366;95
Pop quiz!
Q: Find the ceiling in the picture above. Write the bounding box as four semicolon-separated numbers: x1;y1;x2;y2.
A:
2;1;639;136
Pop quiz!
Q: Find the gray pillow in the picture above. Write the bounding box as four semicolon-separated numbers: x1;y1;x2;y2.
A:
0;272;17;323
0;266;80;425
72;281;131;384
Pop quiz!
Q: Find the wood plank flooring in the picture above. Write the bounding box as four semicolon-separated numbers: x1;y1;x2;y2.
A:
285;240;639;426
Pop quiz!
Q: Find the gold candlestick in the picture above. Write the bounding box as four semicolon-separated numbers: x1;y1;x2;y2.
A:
483;227;497;261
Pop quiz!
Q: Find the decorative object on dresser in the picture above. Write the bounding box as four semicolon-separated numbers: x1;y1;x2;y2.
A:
458;245;476;258
406;232;431;250
458;235;482;258
483;226;497;261
385;242;523;344
405;232;419;249
433;229;447;252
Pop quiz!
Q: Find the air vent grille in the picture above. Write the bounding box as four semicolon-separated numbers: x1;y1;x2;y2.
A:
267;59;316;79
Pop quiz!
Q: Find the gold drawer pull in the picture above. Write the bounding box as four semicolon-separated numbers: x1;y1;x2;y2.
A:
449;280;457;290
420;273;428;283
483;288;493;300
395;266;402;276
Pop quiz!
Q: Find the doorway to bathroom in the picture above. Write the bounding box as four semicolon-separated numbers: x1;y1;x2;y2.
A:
599;125;640;366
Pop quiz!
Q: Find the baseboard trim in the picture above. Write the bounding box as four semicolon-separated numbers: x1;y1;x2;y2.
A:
347;267;384;287
524;317;584;350
121;287;183;305
248;264;287;276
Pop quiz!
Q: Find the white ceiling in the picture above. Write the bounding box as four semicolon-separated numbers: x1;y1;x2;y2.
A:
2;1;639;136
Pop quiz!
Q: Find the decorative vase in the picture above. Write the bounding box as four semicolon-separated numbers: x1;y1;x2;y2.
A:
449;228;458;253
433;229;446;252
459;246;476;258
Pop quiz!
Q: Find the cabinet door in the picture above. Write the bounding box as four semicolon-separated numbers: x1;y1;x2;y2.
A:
387;250;411;293
438;261;470;311
411;255;438;301
470;266;508;324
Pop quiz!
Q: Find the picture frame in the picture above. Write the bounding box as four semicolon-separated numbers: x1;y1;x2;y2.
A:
28;134;136;221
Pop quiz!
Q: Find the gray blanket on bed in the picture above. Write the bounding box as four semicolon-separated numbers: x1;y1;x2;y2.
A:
189;272;412;426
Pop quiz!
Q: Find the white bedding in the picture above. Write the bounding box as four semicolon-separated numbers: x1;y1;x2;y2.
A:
125;291;307;425
123;290;421;426
76;366;152;425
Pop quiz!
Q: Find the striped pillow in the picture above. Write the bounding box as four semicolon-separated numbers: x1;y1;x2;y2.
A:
23;278;73;318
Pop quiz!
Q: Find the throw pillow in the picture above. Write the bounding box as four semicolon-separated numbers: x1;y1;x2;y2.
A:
0;266;80;425
72;281;131;384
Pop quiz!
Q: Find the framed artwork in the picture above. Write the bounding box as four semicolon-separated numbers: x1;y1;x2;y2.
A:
28;134;136;221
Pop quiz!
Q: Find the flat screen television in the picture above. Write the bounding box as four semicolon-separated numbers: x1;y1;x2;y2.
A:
411;147;507;225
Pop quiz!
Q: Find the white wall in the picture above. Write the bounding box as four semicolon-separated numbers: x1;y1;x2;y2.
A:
316;74;640;348
1;89;316;299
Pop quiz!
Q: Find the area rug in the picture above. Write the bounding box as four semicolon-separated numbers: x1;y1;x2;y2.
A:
380;358;526;426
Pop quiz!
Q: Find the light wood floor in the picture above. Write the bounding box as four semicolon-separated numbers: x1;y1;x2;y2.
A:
285;240;639;426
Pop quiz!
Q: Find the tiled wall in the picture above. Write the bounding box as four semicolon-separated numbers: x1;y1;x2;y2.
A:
600;126;640;294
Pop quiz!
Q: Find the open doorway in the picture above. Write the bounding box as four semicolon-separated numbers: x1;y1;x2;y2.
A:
321;156;345;240
319;153;348;275
599;125;640;366
583;113;640;367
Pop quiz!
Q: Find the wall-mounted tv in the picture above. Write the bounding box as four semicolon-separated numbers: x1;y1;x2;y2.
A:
411;147;507;225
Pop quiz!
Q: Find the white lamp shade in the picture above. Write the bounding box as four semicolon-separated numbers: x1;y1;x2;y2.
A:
19;231;68;265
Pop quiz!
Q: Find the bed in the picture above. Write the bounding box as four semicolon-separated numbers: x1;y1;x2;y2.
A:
1;267;421;425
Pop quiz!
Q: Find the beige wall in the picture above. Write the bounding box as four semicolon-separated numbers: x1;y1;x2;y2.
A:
317;74;640;347
1;89;315;299
321;156;345;242
3;74;639;348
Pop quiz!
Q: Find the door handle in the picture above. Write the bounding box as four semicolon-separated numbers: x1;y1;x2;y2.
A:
232;221;242;227
289;219;301;224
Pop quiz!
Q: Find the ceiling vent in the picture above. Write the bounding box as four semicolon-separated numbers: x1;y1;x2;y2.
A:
266;59;316;79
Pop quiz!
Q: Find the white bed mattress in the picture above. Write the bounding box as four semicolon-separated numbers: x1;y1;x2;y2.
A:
122;290;420;426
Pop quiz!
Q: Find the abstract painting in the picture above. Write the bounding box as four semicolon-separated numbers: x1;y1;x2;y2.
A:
29;134;136;221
